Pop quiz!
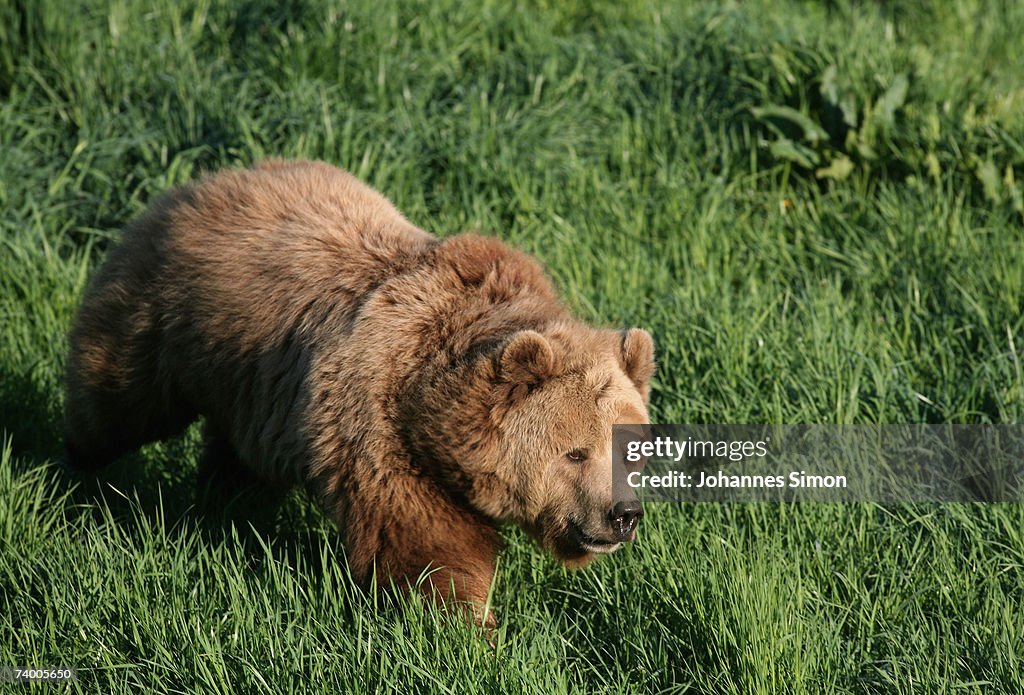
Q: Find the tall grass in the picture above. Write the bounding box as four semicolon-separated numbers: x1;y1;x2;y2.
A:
2;0;1022;692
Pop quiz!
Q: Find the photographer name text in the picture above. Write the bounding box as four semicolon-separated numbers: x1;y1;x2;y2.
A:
627;470;848;489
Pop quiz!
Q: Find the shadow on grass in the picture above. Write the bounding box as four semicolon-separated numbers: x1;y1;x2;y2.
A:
62;445;348;575
0;365;64;463
0;364;347;598
518;562;699;689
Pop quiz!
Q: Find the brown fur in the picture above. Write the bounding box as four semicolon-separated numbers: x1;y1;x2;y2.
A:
64;160;655;625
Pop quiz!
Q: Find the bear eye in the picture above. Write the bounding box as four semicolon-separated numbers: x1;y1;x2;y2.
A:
565;448;589;463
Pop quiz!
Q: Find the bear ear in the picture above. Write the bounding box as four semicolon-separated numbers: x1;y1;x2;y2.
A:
498;330;555;385
620;328;655;392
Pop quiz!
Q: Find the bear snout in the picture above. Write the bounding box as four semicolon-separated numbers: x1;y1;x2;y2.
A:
608;500;644;542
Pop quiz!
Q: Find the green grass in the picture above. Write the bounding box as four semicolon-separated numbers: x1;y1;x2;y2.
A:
2;0;1023;691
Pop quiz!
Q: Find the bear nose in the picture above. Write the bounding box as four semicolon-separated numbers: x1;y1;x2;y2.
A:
608;500;644;541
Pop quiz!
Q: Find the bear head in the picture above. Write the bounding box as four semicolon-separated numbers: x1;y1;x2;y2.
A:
405;323;655;568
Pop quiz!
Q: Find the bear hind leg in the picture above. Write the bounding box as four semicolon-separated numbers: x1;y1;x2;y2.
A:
63;355;197;473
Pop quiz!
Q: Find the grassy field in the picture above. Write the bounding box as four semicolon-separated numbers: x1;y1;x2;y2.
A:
2;0;1023;692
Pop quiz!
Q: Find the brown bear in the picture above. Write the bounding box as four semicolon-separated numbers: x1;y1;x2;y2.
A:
64;159;655;625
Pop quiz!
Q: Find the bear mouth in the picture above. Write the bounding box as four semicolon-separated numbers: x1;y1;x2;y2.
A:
569;522;622;554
